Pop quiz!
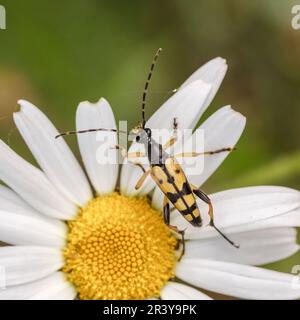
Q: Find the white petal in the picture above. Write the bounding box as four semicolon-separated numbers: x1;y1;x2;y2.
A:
120;161;155;197
161;282;212;300
171;186;300;239
76;98;118;195
151;106;246;211
151;187;165;211
0;140;77;220
28;274;76;300
14;100;92;206
0;246;63;286
146;80;212;131
0;183;66;222
186;105;246;186
0;210;66;247
215;208;300;235
0;272;76;300
180;57;227;110
185;228;299;266
176;258;300;300
121;80;212;196
0;185;67;246
0;185;36;216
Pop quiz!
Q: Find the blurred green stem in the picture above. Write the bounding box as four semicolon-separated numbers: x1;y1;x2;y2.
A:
230;151;300;187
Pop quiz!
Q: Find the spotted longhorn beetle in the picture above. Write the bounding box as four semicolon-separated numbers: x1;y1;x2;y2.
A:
56;48;239;259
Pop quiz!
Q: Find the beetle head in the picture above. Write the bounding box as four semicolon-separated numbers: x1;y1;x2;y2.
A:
130;124;151;145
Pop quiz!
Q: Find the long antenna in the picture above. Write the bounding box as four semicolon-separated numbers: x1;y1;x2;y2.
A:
55;128;124;139
142;48;162;128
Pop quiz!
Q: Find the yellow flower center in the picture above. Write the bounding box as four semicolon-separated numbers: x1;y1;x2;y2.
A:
63;192;177;300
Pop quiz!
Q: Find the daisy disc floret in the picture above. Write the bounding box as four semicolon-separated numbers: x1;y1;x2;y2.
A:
64;193;177;300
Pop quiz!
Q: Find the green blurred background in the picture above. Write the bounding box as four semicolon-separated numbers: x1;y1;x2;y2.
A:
0;1;299;277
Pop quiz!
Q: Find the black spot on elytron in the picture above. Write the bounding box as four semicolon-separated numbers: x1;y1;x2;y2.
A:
175;169;180;174
167;176;175;184
158;179;163;184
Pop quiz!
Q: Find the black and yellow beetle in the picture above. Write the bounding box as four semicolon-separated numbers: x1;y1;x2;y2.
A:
56;48;239;258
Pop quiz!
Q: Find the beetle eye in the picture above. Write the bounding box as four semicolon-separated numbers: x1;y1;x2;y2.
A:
136;136;140;142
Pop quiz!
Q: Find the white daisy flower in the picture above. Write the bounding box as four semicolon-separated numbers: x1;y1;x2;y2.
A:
0;57;299;300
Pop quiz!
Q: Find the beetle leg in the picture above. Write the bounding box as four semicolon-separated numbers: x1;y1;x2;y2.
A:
191;185;240;249
135;169;151;190
111;144;146;158
111;145;147;172
163;118;179;150
127;151;146;158
171;117;179;132
110;144;128;158
175;147;235;158
163;137;177;150
163;196;185;260
133;163;147;173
